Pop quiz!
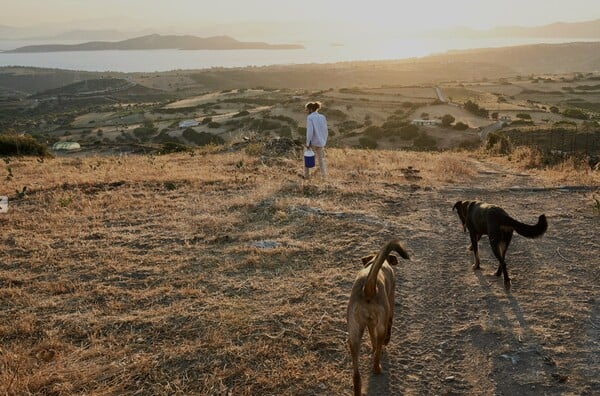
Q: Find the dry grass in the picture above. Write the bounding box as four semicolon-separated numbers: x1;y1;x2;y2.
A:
492;146;600;186
1;146;598;395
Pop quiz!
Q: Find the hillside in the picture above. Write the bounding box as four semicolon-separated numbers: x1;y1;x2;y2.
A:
4;34;304;53
2;41;600;96
0;145;598;395
430;18;600;39
436;42;600;74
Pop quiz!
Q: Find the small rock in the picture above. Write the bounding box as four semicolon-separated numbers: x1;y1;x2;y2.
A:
250;240;281;249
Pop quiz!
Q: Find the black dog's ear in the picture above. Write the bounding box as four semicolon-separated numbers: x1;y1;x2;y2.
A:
361;254;375;267
453;201;462;212
387;255;399;266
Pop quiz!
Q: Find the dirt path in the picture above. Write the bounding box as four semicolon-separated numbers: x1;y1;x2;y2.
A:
349;158;599;395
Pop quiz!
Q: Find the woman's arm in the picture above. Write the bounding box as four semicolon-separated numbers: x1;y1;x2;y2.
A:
306;116;314;147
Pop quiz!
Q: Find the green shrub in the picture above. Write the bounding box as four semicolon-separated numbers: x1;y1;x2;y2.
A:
364;125;383;138
160;142;191;154
358;137;378;149
338;120;361;133
453;122;469;131
133;121;158;142
182;129;224;146
486;133;512;154
0;134;50;157
464;100;489;118
516;113;532;120
441;114;455;127
398;124;419;139
322;108;347;120
248;118;281;131
233;110;250;118
412;132;437;150
562;108;589;120
153;130;182;144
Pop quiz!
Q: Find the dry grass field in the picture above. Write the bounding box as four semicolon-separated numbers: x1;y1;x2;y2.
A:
1;143;598;395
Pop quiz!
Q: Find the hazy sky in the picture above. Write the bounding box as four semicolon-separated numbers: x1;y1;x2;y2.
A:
2;0;599;39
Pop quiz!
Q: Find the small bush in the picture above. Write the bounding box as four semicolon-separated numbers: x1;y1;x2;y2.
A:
441;114;455;127
364;126;383;138
153;131;182;145
453;122;469;131
338;120;361;133
322;108;347;120
412;132;437;150
160;142;191;154
358;137;378;149
486;133;512;154
464;100;489;118
398;124;419;140
562;108;589;120
133;121;158;142
0;134;50;157
233;110;250;118
182;129;225;146
245;143;264;156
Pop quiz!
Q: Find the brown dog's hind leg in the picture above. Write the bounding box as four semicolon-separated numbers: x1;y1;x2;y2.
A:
348;331;362;396
368;324;385;374
384;316;392;345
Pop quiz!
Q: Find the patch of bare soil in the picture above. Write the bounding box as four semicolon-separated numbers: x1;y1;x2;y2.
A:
0;150;597;395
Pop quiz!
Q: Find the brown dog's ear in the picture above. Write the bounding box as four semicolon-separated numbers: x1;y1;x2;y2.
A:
361;254;375;267
387;255;399;266
453;201;462;212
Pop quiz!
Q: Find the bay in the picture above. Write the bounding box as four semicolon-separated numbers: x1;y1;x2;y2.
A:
0;37;596;73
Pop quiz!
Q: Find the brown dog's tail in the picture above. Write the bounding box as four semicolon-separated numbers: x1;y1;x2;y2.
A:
363;239;409;299
506;214;548;238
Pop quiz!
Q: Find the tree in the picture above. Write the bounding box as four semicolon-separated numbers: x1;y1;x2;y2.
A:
398;124;420;139
364;125;383;138
453;122;469;131
562;108;589;120
464;100;489;118
358;137;378;149
412;132;437;150
441;114;455;127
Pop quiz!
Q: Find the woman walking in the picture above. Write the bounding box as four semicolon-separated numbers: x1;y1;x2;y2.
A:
304;101;328;179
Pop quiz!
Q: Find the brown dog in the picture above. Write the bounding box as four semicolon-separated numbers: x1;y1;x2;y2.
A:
347;239;410;396
453;200;547;290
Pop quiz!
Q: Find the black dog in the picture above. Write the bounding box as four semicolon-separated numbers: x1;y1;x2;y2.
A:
453;200;547;290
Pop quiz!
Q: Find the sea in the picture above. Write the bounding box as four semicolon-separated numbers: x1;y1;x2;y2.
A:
0;37;597;73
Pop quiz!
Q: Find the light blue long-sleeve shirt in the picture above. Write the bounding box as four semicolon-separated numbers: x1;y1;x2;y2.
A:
306;112;328;147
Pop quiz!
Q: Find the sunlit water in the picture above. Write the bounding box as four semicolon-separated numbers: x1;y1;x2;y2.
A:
0;38;596;72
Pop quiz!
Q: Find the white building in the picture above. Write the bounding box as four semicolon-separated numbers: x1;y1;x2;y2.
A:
411;119;442;127
179;119;199;128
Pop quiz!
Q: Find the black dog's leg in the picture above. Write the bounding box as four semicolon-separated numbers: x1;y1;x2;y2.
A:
468;234;481;251
469;231;481;269
490;232;511;290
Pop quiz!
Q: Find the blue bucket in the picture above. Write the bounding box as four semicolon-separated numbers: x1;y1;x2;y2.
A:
304;149;315;168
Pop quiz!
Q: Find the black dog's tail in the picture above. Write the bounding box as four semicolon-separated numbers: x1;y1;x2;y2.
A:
363;239;409;299
506;214;548;238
